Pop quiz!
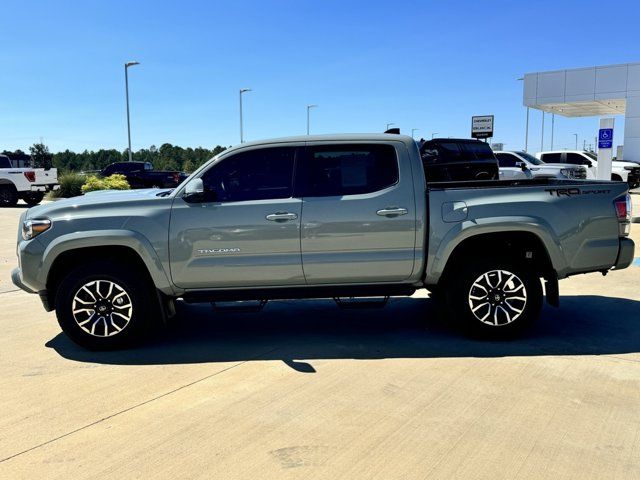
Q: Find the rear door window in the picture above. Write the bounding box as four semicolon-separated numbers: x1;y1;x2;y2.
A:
495;153;518;167
461;142;495;160
302;144;398;196
541;153;563;163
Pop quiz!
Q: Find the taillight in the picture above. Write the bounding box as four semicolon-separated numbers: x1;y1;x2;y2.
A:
173;172;179;183
614;194;632;237
24;171;36;182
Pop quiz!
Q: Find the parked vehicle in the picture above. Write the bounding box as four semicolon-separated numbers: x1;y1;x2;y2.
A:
494;152;533;180
419;138;499;181
536;151;640;188
0;154;59;207
495;151;587;180
100;162;184;189
13;134;634;349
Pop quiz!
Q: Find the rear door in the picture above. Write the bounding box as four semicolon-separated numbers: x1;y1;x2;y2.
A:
299;142;417;284
169;145;304;288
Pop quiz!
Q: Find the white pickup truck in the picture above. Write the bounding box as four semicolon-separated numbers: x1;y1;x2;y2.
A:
0;155;59;206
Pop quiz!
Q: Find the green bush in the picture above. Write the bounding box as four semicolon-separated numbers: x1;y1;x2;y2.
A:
81;174;130;193
51;172;86;198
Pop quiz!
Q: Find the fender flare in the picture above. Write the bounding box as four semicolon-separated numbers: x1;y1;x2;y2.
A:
425;216;567;285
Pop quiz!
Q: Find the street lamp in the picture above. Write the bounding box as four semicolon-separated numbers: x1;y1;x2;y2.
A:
239;88;252;143
306;104;318;135
411;128;419;139
386;122;395;131
573;133;578;150
517;77;529;152
431;132;439;139
124;61;140;162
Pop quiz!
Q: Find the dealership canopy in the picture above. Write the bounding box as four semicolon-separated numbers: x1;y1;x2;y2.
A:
523;62;640;161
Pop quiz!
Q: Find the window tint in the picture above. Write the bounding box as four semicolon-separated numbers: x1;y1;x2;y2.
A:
0;156;11;168
566;153;589;165
144;162;153;171
541;153;563;163
302;144;398;196
461;142;495;160
200;147;296;202
496;152;517;167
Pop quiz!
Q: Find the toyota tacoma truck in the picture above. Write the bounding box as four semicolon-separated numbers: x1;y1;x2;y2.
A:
12;134;635;350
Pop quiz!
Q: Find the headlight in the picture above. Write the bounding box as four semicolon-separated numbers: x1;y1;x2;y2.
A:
560;168;570;177
624;166;637;171
22;219;51;240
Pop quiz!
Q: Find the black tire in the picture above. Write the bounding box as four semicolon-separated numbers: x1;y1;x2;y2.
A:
55;261;155;350
0;185;19;207
611;174;623;182
445;259;542;338
22;192;45;206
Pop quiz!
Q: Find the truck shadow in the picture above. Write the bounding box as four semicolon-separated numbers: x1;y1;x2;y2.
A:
46;295;640;371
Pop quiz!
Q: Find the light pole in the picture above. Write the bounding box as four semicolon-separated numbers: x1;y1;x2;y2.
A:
386;122;395;131
306;104;318;135
517;78;530;152
551;113;555;149
124;61;140;162
411;128;419;139
573;133;578;150
431;132;439;139
239;88;251;143
540;111;545;152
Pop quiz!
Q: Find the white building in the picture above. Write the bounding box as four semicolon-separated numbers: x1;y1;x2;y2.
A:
523;62;640;161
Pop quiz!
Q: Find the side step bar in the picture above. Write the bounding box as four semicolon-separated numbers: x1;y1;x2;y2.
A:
183;284;416;304
333;296;390;309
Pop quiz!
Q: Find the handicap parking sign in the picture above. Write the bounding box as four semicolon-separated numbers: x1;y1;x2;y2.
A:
598;128;613;149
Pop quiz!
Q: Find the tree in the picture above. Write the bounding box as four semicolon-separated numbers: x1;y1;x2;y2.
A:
29;143;53;169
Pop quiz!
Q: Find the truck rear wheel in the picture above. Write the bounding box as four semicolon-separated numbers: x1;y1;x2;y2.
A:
446;259;542;337
22;192;45;206
54;262;153;350
0;185;18;207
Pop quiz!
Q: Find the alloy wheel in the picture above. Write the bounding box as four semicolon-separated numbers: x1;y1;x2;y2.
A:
72;280;133;337
467;269;527;326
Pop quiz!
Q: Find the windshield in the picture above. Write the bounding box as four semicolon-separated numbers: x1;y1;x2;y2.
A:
514;151;544;165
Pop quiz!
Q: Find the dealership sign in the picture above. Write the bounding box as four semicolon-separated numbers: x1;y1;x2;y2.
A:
471;115;494;139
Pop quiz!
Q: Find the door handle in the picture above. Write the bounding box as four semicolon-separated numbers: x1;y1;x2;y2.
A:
376;207;408;217
266;212;298;222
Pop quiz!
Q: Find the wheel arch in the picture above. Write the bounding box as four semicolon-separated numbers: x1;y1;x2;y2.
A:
42;231;174;310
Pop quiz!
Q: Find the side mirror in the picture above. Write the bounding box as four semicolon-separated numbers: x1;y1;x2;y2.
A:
183;178;204;203
584;160;593;167
516;162;528;171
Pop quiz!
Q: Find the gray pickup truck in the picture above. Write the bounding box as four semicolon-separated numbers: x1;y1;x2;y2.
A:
12;134;635;349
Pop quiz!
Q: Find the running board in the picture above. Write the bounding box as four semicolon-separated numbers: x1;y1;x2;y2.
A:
183;284;416;303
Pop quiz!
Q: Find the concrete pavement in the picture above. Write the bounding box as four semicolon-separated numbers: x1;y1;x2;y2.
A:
1;197;639;479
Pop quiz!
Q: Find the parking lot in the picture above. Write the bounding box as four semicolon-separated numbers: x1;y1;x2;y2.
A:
1;196;639;479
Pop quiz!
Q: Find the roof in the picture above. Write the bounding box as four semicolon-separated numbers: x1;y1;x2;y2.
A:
221;133;416;156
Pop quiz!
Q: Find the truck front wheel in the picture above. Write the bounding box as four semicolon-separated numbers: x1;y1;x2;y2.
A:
55;262;153;350
447;260;542;337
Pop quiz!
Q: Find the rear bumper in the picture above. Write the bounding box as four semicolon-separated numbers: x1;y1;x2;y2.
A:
613;238;635;270
29;184;59;192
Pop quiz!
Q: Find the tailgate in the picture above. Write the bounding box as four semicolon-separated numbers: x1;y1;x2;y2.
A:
34;168;58;184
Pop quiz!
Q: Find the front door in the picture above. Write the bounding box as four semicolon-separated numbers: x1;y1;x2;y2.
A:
299;142;417;284
169;145;304;289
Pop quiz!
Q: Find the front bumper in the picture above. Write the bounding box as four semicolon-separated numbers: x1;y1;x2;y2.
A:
11;267;36;293
613;238;635;270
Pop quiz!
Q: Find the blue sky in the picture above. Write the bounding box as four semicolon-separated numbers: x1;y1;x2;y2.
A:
1;0;639;153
